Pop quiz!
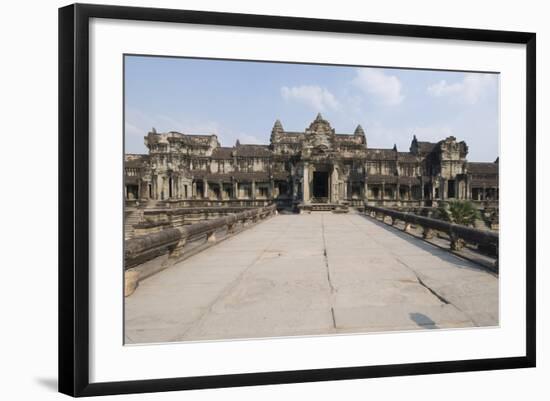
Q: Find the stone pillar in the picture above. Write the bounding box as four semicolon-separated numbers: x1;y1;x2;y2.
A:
303;163;310;204
269;179;274;200
165;177;170;199
482;184;486;201
364;176;369;203
233;180;238;199
219;180;223;200
192;181;197;199
441;178;447;200
330;166;338;203
157;175;164;200
203;178;209;199
453;179;458;199
420;176;425;202
343;180;348;199
381;181;385;204
408;183;412;201
251;180;256;200
396;181;400;202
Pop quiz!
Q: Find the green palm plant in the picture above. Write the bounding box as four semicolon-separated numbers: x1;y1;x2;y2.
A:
437;200;481;250
438;200;480;226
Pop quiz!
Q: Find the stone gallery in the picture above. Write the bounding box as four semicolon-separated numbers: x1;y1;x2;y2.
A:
125;114;499;210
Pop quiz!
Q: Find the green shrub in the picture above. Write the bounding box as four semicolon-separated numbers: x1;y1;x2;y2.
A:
438;200;480;227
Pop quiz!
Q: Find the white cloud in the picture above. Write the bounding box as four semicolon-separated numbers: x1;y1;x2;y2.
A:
353;68;404;106
236;133;263;144
124;108;261;150
413;125;455;142
280;85;340;111
427;74;497;104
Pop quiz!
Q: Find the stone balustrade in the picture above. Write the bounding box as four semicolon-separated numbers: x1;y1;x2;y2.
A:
162;199;273;209
124;204;277;295
364;205;498;270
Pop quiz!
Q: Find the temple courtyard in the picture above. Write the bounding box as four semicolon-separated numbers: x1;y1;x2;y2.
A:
125;212;498;344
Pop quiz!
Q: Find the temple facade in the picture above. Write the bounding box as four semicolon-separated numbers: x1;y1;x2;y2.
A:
124;114;499;208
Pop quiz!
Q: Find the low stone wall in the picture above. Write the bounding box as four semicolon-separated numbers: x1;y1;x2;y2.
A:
364;205;499;272
390;204;499;231
124;204;277;296
162;199;273;209
132;206;263;237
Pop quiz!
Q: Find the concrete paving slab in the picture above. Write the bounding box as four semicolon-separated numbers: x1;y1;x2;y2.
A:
125;213;498;344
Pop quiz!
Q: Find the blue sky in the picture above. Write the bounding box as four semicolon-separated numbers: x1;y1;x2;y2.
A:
125;55;499;162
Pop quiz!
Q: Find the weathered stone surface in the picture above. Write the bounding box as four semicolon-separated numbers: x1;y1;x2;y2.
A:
125;213;498;344
125;115;499;218
124;270;139;297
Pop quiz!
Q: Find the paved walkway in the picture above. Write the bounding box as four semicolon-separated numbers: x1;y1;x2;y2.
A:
125;213;498;344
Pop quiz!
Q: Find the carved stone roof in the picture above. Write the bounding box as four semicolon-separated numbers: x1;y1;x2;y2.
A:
397;152;418;162
471;178;499;187
234;144;272;158
416;141;438;153
468;162;499;175
366;148;398;160
211;147;234;159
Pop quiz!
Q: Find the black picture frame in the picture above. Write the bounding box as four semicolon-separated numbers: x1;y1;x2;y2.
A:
58;3;536;397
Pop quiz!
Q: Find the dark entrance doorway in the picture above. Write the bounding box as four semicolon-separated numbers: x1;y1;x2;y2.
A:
448;179;455;198
312;171;329;201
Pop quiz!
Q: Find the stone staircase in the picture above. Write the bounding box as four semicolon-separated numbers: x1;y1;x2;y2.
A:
311;203;336;212
125;208;143;240
299;203;349;213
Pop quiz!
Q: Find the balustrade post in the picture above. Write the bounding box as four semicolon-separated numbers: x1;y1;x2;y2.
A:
422;227;434;239
124;270;139;297
170;237;187;258
449;232;464;251
206;231;216;243
404;223;411;232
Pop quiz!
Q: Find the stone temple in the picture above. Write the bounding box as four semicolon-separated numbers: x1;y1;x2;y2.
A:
124;113;499;210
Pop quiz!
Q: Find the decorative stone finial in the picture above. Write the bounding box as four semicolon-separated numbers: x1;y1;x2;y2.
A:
272;119;284;133
354;124;365;136
393;143;397;151
315;112;324;121
235;139;241;146
152;127;157;134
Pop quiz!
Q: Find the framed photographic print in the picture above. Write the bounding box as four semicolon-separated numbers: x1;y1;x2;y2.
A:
58;3;536;397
